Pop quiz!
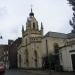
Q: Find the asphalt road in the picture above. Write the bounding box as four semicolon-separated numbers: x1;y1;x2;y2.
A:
4;70;43;75
5;70;34;75
3;69;75;75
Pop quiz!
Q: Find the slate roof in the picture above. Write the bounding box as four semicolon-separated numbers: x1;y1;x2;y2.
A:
45;31;75;39
67;33;75;39
45;31;67;39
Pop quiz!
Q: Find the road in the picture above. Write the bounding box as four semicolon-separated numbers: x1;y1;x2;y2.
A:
4;69;75;75
4;69;46;75
5;70;38;75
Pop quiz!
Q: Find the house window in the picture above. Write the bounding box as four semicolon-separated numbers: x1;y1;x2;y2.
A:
4;57;5;61
7;56;8;60
7;51;8;54
4;52;5;55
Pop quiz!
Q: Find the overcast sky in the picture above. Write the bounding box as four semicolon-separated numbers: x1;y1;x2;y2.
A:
0;0;73;44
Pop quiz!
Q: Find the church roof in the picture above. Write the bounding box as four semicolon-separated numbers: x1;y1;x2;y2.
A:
45;31;67;39
67;33;75;39
45;31;75;39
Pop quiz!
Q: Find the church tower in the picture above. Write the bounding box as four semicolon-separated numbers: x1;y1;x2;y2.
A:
26;8;38;30
22;8;43;39
18;8;43;68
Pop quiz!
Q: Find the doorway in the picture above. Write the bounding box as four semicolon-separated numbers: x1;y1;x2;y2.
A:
71;54;75;71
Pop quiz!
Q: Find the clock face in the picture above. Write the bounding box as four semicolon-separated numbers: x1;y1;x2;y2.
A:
28;17;32;21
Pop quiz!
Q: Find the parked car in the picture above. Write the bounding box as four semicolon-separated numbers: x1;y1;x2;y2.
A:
0;62;6;74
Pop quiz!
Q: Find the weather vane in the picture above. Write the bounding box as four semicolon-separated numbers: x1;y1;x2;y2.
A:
31;4;33;9
30;4;33;12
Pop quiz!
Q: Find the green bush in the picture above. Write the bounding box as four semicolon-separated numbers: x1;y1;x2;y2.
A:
55;65;63;71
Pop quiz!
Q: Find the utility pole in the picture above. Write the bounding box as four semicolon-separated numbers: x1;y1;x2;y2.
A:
0;35;3;61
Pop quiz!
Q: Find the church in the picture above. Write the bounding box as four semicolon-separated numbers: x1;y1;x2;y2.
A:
17;9;44;69
17;9;67;69
16;0;75;71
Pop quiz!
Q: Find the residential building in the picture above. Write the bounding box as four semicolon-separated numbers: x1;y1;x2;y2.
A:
59;33;75;71
9;38;22;69
0;45;9;69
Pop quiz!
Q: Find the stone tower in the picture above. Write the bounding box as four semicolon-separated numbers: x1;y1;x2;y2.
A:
18;8;43;68
22;8;43;37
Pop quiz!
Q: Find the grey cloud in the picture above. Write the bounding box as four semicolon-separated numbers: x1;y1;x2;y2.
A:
0;7;7;18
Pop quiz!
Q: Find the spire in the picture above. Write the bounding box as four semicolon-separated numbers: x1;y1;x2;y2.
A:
31;7;32;13
22;25;24;33
41;22;43;29
41;22;43;35
29;7;34;17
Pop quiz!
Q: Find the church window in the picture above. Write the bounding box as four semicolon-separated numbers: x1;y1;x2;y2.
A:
25;39;27;44
25;49;29;66
19;54;21;67
34;50;38;67
33;22;35;29
34;38;35;40
37;47;39;49
60;53;62;62
54;43;59;54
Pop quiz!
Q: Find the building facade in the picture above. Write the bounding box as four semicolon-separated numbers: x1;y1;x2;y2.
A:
0;45;9;69
42;32;67;56
59;34;75;71
17;9;67;69
18;9;43;69
8;38;22;69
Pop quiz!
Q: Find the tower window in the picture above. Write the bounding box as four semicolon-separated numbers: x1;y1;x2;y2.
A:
33;22;35;29
34;50;38;67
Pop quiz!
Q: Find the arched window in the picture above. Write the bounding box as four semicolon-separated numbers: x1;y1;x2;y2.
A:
19;54;21;67
25;49;29;66
34;50;38;67
33;22;35;29
54;43;59;54
54;43;60;65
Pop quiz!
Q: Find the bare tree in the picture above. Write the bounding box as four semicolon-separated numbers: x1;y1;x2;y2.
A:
68;0;75;33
